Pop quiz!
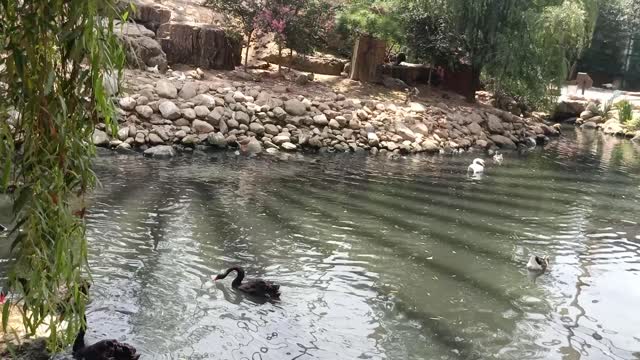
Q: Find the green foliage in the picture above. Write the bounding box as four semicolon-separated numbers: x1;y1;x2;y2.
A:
0;0;123;351
335;0;403;44
203;0;263;35
617;100;633;122
626;115;640;130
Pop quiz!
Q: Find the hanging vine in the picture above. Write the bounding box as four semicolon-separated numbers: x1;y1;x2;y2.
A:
0;0;125;351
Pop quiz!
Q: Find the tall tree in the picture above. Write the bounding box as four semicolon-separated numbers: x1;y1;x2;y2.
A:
0;0;123;351
203;0;265;70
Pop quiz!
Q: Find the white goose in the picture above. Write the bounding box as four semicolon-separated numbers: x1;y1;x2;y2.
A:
467;158;485;174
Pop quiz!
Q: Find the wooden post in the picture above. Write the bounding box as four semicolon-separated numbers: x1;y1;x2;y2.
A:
349;35;386;82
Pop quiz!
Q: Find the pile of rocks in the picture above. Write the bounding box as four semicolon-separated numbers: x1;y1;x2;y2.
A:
97;71;560;158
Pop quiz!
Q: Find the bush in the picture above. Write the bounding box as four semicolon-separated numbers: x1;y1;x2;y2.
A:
616;99;633;123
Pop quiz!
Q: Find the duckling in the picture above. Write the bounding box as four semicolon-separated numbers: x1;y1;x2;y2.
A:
493;153;504;165
526;255;549;272
467;158;485;174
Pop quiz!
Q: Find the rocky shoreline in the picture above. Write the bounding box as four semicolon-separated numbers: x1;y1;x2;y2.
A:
95;69;562;158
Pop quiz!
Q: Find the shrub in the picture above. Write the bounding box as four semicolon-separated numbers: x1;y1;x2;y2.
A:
616;99;633;123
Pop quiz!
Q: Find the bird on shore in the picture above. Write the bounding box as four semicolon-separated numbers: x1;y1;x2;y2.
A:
467;158;485;174
493;153;504;165
212;266;280;299
526;255;549;272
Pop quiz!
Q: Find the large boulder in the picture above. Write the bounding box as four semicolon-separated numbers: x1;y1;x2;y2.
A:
92;129;110;146
603;119;624;135
159;101;181;119
490;135;517;149
115;22;168;73
129;1;171;32
555;98;588;119
157;22;242;70
156;80;177;99
284;99;306;116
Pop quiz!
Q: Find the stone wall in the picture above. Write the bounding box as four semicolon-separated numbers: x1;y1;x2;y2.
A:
93;70;560;157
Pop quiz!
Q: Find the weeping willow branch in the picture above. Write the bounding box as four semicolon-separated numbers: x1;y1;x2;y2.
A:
0;0;125;351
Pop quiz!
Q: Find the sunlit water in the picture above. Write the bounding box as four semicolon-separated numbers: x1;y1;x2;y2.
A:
1;129;640;359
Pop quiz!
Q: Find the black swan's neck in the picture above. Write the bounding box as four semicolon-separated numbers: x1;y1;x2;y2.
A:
223;267;245;288
73;314;88;355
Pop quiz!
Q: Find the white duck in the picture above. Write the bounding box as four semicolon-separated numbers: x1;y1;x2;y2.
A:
526;255;549;272
493;153;504;165
467;158;485;174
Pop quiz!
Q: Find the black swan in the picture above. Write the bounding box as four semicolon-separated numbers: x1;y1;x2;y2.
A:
212;267;280;299
0;224;6;232
73;315;140;360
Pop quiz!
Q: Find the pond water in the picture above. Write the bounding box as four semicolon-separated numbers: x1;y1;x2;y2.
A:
2;129;640;359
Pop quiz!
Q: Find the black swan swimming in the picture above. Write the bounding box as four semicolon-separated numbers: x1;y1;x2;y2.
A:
73;315;140;360
212;267;280;299
0;224;6;232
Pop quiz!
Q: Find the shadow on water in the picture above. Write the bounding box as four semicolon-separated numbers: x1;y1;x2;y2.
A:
1;130;640;359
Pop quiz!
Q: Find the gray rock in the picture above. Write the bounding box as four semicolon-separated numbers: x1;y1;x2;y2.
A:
395;122;416;141
273;107;287;121
490;134;517;149
246;138;262;154
156;80;177;99
487;114;504;133
468;122;483;136
589;116;604;124
603;119;624;135
194;105;210;118
159;101;181;120
116;142;132;153
367;132;379;146
235;111;251;125
328;119;341;129
182;108;197;120
309;136;323;148
137;95;150;105
421;139;439;152
412;123;429;136
313;114;329;127
148;133;164;145
264;124;279;135
227;118;239;129
174;118;191;127
179;82;199;100
233;91;246;102
284;99;306;116
144;145;175;158
117;127;129;141
249;122;265;135
218;119;229;134
273;135;290;145
386;142;398;151
356;109;369;120
193;119;214;134
128;125;137;137
174;130;187;139
207;132;227;147
92;129;109;146
182;134;200;145
135;105;154;119
581;121;597;129
281;142;297;151
135;132;146;144
191;94;216;108
119;97;137;111
349;119;361;130
631;131;640;142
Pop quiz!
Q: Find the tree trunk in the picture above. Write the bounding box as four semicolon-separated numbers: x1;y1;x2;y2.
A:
243;30;253;71
278;45;282;73
349;35;386;82
467;64;482;103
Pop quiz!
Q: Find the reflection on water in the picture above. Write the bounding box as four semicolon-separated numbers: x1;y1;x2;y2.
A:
1;130;639;359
